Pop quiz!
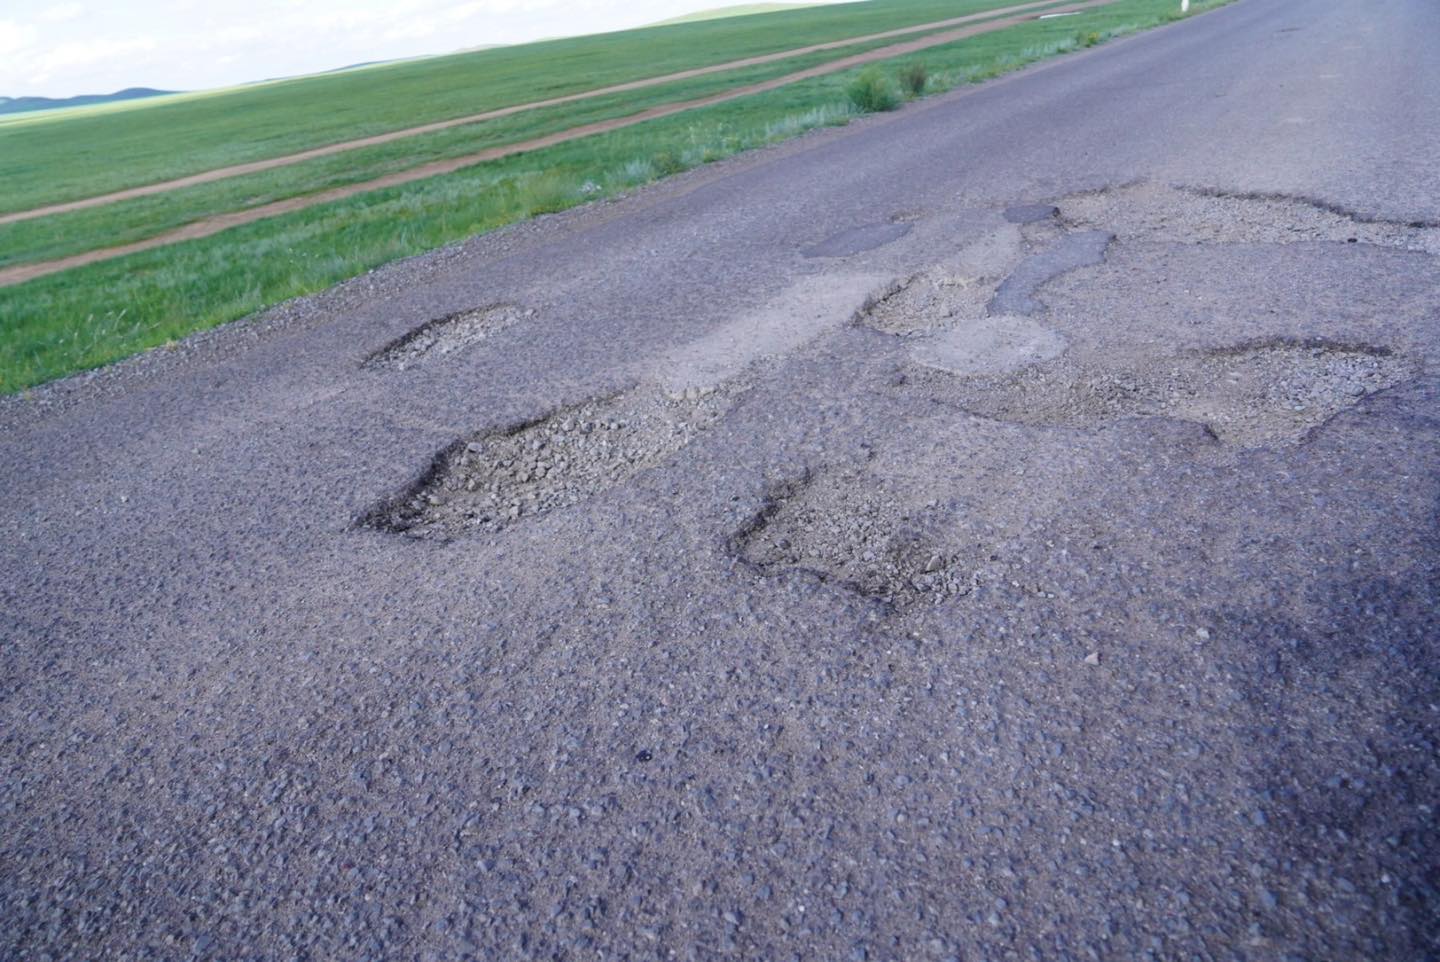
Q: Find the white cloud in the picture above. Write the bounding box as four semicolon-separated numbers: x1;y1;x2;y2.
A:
0;19;38;57
38;36;158;73
41;3;87;23
0;0;797;98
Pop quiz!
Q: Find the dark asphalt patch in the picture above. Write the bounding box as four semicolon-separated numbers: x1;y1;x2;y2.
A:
803;222;912;258
987;229;1113;316
1003;203;1060;224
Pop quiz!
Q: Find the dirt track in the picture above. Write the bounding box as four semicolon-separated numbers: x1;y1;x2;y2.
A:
0;0;1115;289
0;0;1079;229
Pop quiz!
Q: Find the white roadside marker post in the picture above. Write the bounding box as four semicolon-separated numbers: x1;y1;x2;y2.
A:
1181;0;1190;11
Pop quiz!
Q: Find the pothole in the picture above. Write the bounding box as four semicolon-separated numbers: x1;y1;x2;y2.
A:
734;470;972;610
955;339;1414;446
857;224;1105;336
859;270;999;335
1058;183;1440;252
363;304;531;370
908;316;1067;377
361;386;733;539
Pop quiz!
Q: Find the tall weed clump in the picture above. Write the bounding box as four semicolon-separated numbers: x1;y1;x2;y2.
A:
847;68;900;113
898;62;929;98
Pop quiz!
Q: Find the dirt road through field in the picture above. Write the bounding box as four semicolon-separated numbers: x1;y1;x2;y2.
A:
0;0;1084;227
0;0;1117;288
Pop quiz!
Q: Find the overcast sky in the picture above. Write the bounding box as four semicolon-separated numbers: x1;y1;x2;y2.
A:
0;0;814;98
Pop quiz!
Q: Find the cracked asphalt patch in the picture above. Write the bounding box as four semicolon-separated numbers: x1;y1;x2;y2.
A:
949;338;1416;445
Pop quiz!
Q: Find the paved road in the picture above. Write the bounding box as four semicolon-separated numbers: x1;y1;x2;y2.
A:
3;0;1437;959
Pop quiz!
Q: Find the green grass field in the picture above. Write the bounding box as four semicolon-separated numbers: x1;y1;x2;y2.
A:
0;0;1042;214
0;36;934;270
0;0;1227;394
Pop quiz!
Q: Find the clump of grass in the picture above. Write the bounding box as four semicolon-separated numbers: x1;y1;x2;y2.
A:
1081;31;1103;47
898;62;928;98
846;67;900;113
517;172;578;215
1021;36;1081;60
619;158;656;184
763;103;854;142
652;149;687;176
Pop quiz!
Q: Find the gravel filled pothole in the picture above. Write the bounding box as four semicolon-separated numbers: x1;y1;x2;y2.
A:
361;386;732;539
363;304;532;370
734;470;972;610
857;270;999;335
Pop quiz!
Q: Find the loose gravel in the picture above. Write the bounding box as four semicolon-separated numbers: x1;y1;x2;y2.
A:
363;304;531;370
365;385;735;538
736;469;973;609
859;270;1000;334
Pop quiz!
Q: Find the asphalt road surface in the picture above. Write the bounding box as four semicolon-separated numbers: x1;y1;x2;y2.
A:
3;0;1437;959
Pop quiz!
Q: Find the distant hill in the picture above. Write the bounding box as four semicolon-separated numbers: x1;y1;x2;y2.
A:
0;87;177;117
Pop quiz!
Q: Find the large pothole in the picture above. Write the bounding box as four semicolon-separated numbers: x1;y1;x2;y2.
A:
1058;183;1440;252
855;221;1034;336
362;386;732;539
858;224;1109;339
363;304;531;371
954;339;1414;446
906;316;1067;377
735;470;972;610
859;271;999;335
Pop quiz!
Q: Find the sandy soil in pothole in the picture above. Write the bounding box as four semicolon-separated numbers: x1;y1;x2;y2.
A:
861;271;1000;334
